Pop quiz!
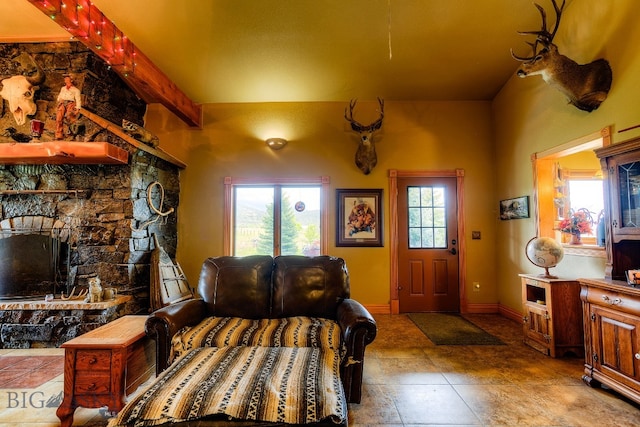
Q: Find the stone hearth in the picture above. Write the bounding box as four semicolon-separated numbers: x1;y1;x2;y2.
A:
0;296;131;348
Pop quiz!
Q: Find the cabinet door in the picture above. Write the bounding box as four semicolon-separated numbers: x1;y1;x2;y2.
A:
608;153;640;241
591;305;640;387
523;303;551;355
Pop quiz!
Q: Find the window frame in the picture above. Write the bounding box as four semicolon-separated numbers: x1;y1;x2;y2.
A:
532;127;610;257
223;176;330;256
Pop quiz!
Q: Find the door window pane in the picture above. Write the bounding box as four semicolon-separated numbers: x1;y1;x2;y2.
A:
407;185;447;248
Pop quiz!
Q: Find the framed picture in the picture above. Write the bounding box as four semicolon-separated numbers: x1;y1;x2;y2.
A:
336;189;383;247
500;195;530;220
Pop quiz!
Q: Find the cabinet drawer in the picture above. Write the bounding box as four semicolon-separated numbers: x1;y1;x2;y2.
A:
585;287;640;316
76;350;111;370
74;373;111;394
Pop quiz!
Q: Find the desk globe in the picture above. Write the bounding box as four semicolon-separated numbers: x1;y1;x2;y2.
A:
525;237;564;278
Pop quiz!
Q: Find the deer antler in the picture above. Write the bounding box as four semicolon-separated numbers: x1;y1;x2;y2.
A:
511;0;565;62
345;99;365;131
344;98;384;132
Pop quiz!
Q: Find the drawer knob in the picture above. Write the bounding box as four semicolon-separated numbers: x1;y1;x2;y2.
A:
87;383;96;390
635;353;640;360
601;295;622;305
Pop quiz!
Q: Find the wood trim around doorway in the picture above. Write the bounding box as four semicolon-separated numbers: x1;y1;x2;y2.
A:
388;169;467;314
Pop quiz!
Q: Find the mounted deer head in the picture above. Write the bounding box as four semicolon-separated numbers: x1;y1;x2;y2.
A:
344;97;384;175
511;0;612;112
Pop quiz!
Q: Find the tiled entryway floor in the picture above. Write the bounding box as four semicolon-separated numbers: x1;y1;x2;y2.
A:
0;314;638;426
0;355;63;389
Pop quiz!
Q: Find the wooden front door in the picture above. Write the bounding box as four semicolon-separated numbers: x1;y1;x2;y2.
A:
397;176;459;312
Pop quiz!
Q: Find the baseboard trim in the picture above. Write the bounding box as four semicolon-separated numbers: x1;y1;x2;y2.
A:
498;304;522;323
364;302;522;323
364;304;391;315
465;303;499;314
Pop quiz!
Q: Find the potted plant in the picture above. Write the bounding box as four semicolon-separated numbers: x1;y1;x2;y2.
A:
557;209;593;245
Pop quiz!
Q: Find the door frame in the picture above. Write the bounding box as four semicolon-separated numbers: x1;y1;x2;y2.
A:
389;169;467;314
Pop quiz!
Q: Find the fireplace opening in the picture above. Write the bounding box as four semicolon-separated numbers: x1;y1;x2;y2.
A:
0;233;69;300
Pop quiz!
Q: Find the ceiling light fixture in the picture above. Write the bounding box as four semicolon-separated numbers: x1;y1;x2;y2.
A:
265;137;287;150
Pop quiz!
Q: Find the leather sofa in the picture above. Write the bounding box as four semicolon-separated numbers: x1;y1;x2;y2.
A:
145;255;377;404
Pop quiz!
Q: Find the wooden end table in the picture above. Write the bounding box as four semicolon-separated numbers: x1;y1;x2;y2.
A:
57;315;155;427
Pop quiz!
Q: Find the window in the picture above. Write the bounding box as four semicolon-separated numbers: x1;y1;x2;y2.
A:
533;128;609;253
558;170;604;244
224;177;329;256
407;186;447;248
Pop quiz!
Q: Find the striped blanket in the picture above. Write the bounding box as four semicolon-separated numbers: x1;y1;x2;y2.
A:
108;346;347;427
170;316;342;363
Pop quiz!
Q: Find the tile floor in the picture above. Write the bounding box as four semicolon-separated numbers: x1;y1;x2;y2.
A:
0;313;638;426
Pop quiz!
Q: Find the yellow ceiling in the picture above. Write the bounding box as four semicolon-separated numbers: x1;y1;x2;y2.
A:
1;0;555;104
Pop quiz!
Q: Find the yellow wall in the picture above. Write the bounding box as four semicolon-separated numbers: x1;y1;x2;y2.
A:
492;0;640;312
145;0;640;315
146;101;497;308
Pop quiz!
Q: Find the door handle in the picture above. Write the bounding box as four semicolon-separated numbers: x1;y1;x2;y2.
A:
449;248;457;255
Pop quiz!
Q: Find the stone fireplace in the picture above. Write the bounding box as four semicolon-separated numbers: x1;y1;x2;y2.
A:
0;42;181;348
0;152;180;348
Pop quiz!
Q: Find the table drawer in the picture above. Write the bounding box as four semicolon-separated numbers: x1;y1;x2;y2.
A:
584;286;640;316
74;373;111;394
76;350;111;370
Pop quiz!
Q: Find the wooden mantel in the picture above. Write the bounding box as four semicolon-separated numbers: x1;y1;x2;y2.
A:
0;108;187;168
25;0;202;129
0;141;128;165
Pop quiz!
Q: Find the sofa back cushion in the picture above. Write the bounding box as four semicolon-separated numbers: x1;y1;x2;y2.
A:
198;255;273;318
272;256;350;319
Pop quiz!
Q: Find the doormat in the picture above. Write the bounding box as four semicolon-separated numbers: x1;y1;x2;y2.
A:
407;313;505;345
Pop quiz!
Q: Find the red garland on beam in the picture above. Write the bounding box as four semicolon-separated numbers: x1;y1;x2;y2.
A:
27;0;202;128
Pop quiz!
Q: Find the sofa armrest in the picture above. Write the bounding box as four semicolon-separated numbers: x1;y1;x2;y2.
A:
336;298;377;403
145;298;207;374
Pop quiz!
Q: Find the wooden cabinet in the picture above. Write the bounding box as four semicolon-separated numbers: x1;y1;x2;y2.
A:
595;136;640;280
57;315;155;427
580;278;640;405
520;274;584;357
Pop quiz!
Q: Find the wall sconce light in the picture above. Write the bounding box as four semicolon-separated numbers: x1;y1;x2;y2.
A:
265;137;287;150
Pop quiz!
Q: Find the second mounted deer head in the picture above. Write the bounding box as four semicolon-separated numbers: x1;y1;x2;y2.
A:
511;0;612;112
344;98;384;175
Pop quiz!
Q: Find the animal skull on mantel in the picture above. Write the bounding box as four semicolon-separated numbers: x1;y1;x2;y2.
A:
344;98;384;175
0;53;46;125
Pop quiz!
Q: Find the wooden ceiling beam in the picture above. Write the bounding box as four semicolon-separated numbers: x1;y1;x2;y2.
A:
26;0;202;128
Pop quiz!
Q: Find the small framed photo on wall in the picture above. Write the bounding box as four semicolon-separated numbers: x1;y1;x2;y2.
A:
336;188;383;247
500;195;530;220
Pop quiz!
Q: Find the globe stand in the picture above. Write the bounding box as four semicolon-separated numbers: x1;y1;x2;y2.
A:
539;267;558;279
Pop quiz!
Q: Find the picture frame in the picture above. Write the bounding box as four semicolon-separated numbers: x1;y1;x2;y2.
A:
500;195;530;220
336;188;383;247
